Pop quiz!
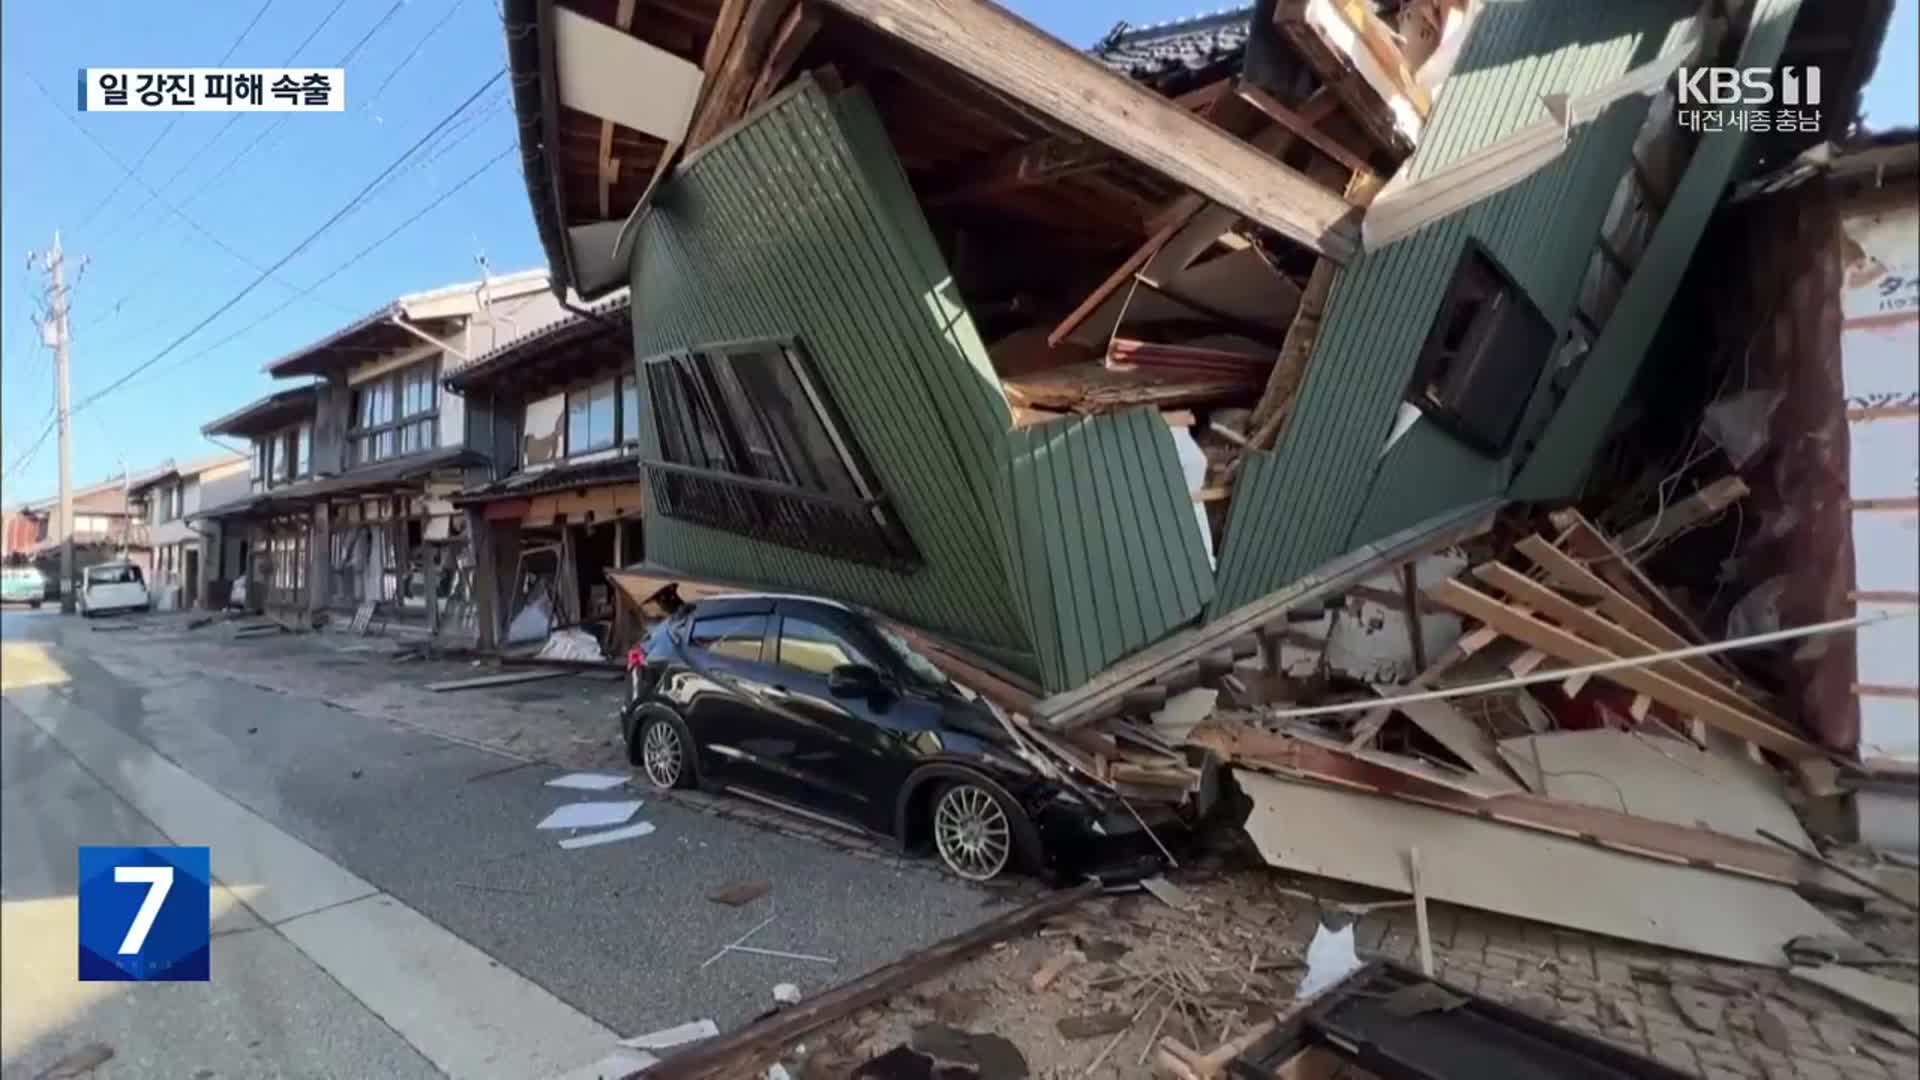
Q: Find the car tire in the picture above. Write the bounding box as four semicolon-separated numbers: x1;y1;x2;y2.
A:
928;777;1030;883
632;711;696;791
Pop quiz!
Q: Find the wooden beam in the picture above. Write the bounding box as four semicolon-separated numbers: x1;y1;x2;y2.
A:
1514;534;1749;699
1424;579;1814;759
684;0;793;149
1235;81;1375;179
814;0;1358;260
1329;0;1432;117
1276;0;1411;156
744;0;821;111
1615;475;1749;552
1473;562;1766;715
649;883;1100;1079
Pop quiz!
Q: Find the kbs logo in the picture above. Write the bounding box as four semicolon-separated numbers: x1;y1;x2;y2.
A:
1677;65;1821;106
1675;66;1822;135
77;846;211;981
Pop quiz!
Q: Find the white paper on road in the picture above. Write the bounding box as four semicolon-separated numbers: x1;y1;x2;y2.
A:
557;822;656;849
545;772;630;791
618;1018;719;1050
537;800;644;831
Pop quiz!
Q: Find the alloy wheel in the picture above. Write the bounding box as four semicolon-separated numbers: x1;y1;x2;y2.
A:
641;720;683;789
933;783;1012;881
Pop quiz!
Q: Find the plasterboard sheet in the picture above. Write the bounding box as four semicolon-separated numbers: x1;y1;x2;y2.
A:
1495;730;1807;847
546;772;630;791
552;7;701;140
1238;772;1845;966
537;801;643;831
558;822;656;849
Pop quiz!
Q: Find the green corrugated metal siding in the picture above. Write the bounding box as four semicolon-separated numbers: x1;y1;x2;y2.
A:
1513;0;1807;499
630;80;1027;656
1349;418;1506;543
1000;409;1215;689
630;80;1214;690
1209;0;1697;615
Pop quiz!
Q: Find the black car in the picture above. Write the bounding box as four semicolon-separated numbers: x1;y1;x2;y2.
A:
620;593;1194;881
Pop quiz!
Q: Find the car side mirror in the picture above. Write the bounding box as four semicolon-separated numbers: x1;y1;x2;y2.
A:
827;664;888;699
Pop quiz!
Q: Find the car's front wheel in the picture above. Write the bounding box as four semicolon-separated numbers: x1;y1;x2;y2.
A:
633;712;695;791
931;780;1024;882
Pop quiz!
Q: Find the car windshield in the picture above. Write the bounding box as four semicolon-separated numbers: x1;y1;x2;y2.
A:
873;623;950;692
87;565;142;585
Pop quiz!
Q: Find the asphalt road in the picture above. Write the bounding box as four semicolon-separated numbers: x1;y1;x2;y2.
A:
1;608;1007;1078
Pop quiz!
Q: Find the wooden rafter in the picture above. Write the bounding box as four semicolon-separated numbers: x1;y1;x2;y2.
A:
814;0;1359;260
1235;81;1375;181
593;0;641;219
1276;0;1412;156
1244;257;1336;449
1046;92;1340;349
923;136;1109;207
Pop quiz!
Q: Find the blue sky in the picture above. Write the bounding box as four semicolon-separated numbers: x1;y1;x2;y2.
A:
2;0;1915;504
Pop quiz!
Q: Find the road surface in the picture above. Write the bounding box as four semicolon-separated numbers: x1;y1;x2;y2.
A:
1;609;1003;1079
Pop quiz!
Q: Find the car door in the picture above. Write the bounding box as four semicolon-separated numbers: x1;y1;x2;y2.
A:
764;602;923;832
669;602;775;788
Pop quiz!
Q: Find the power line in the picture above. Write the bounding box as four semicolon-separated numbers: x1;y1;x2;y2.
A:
127;141;517;392
70;0;281;237
89;0;356;251
53;72;504;427
24;71;356;316
82;0;445;325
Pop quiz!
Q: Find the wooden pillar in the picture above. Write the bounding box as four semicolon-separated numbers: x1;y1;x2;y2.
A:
426;542;445;637
308;501;331;621
466;509;497;650
393;497;411;609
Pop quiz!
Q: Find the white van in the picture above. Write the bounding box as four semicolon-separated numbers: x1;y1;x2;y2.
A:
79;561;151;617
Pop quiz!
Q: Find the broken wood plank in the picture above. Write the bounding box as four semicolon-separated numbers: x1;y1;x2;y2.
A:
1549;509;1732;655
1237;770;1846;966
684;0;794;149
1275;0;1415;156
1615;476;1751;558
649;882;1099;1078
1047;200;1200;348
743;0;820;110
1034;499;1499;730
815;0;1359;261
1108;337;1274;374
1245;257;1338;450
1003;362;1261;413
1409;847;1433;976
1424;579;1814;759
593;0;641;218
1475;562;1768;716
1516;534;1762;702
1508;648;1547;677
426;669;573;692
1291;728;1519;797
1347;623;1495;749
1029;947;1083;992
924;135;1108;207
1756;829;1920;914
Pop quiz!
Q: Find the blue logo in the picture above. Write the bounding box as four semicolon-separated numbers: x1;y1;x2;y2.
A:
77;846;210;981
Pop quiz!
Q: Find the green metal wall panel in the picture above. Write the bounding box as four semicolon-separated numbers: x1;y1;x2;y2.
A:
629;80;1028;656
1349;418;1507;544
629;80;1216;690
1209;0;1697;614
1001;409;1215;689
1513;0;1808;499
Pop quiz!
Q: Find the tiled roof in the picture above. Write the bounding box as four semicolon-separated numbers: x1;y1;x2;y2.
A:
442;290;632;392
1090;7;1254;91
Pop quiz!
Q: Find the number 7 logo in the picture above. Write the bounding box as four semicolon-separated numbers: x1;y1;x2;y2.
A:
114;865;174;954
78;846;210;981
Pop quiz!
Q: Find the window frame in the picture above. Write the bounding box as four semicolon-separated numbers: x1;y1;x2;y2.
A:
565;375;620;457
638;336;916;568
1405;241;1556;457
349;358;441;467
687;612;770;664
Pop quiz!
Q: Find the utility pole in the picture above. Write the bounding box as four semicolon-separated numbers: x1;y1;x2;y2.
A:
29;232;78;612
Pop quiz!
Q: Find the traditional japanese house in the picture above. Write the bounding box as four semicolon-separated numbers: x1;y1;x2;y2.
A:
124;451;250;610
444;291;645;650
193;271;567;627
500;0;1848;692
